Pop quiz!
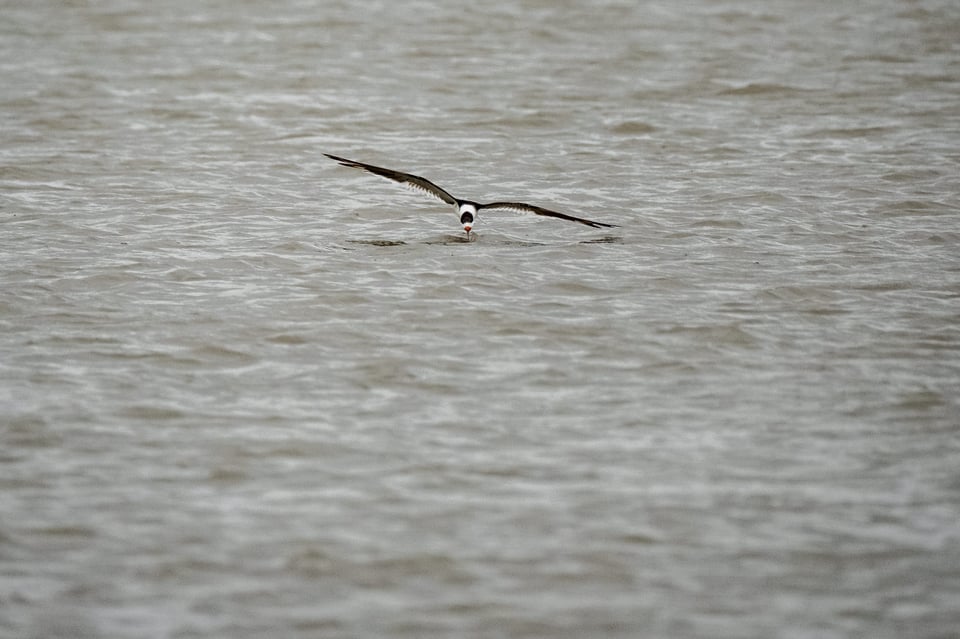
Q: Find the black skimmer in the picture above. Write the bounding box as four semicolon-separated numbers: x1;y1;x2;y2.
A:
325;153;617;236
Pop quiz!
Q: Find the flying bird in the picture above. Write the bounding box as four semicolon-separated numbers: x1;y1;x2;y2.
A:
325;153;617;236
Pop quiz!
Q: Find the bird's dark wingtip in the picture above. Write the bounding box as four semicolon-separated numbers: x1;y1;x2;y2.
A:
324;153;354;166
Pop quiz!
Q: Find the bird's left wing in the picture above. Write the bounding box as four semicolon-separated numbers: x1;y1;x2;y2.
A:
478;201;617;228
324;154;458;206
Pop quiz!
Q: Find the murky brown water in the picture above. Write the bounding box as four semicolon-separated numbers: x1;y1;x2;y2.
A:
2;1;959;637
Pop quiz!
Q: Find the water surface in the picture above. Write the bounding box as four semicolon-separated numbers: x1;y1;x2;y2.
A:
2;1;959;637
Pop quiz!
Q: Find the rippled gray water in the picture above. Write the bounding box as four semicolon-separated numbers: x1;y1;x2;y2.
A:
2;1;959;637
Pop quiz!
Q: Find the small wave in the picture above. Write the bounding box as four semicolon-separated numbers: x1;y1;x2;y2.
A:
718;82;810;96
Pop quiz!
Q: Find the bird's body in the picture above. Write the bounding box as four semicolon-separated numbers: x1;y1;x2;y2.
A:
324;153;617;236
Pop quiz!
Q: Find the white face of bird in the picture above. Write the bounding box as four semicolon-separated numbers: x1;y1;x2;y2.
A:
458;203;477;233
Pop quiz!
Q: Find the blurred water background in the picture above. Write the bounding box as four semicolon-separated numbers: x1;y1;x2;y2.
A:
2;1;959;637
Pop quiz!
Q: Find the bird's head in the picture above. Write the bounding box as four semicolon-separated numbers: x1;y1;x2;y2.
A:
458;203;477;234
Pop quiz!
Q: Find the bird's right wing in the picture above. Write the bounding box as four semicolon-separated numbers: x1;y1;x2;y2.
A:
325;154;458;206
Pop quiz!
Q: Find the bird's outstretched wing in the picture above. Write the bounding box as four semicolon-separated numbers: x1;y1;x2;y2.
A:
324;154;458;206
478;201;618;228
